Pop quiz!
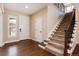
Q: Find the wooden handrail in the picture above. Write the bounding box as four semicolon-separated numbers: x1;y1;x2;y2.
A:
64;10;75;56
66;11;75;30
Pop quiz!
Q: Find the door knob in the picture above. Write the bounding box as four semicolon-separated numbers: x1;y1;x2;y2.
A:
40;31;42;32
19;28;21;32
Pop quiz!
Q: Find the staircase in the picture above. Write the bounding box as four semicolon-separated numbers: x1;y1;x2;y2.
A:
39;11;75;56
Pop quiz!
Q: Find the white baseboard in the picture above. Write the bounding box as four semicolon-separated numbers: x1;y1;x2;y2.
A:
20;38;32;40
4;39;20;44
0;38;32;47
38;44;45;49
0;43;5;47
31;38;43;43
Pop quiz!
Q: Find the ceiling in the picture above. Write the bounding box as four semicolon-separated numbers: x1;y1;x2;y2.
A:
63;3;79;8
73;3;79;8
4;3;49;15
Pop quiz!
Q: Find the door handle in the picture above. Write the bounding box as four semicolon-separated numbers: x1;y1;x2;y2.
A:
40;31;42;32
19;28;21;32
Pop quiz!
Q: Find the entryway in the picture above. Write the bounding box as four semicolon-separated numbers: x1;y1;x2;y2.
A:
8;15;30;42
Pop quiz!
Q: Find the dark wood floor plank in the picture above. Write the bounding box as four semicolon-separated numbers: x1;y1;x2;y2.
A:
0;39;54;56
72;44;79;56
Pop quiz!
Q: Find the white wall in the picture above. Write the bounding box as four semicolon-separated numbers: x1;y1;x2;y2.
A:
0;12;3;47
47;4;61;36
30;7;48;42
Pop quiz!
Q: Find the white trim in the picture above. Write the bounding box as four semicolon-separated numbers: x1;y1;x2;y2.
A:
0;43;5;47
4;39;20;44
0;39;20;47
19;38;32;40
31;39;41;43
0;38;32;47
44;42;48;44
5;39;32;44
32;38;44;43
38;44;45;49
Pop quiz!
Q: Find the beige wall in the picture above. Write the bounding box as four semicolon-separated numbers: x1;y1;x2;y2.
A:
75;8;79;43
3;9;30;43
47;4;60;36
30;4;61;41
30;7;48;41
0;6;3;45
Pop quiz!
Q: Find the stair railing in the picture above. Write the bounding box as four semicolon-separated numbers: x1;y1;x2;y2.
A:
64;10;75;56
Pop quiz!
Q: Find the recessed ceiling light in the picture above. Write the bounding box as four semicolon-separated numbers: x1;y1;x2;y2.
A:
25;6;28;8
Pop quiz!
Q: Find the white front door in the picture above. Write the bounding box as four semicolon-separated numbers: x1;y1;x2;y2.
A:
8;15;18;40
19;15;30;40
35;16;43;43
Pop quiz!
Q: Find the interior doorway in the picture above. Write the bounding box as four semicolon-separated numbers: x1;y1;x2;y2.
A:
35;16;43;43
19;15;30;40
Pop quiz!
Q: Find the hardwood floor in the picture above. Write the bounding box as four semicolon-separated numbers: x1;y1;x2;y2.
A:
0;39;54;56
72;44;79;56
0;39;79;56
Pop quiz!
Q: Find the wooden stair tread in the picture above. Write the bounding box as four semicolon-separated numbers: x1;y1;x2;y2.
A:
51;39;64;44
46;43;64;51
47;40;64;49
58;27;68;29
54;31;65;34
53;36;65;41
57;28;67;32
53;34;65;37
48;36;64;42
44;39;64;45
45;44;64;56
54;32;65;36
